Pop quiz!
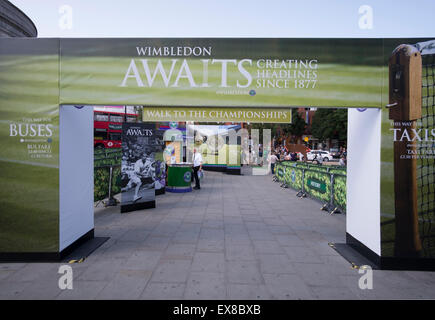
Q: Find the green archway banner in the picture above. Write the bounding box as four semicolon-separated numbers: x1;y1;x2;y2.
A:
59;38;385;108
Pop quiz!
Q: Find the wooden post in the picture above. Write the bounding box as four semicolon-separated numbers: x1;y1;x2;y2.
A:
388;44;423;257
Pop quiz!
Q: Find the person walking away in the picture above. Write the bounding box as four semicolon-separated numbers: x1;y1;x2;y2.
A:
270;152;278;174
275;149;280;161
192;148;203;190
266;151;271;174
317;153;323;165
313;153;322;165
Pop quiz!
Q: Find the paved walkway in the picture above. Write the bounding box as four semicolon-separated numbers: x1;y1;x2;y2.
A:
1;171;435;299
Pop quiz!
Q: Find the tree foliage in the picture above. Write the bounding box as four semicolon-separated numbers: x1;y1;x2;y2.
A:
311;109;347;142
250;109;306;142
288;111;306;138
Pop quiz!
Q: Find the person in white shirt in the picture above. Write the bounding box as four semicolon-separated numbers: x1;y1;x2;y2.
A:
170;155;176;164
192;148;203;189
270;152;278;174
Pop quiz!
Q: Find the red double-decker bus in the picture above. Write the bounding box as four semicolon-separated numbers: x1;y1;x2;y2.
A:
94;106;139;149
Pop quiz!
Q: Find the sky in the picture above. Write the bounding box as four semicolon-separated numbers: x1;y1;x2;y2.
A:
9;0;435;38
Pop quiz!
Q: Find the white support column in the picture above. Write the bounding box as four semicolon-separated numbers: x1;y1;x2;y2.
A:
59;105;94;251
346;108;382;256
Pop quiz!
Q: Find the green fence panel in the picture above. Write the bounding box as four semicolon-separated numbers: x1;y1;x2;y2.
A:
276;164;286;182
94;165;122;202
94;148;122;202
333;174;347;212
331;166;345;172
303;170;331;203
112;166;122;195
276;161;347;212
308;166;329;173
329;168;347;176
94;148;122;167
284;166;303;190
94;167;110;202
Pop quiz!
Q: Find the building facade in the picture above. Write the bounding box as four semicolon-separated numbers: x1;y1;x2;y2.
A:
0;0;37;37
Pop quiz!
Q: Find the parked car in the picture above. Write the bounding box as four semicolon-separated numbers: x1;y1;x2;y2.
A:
305;150;333;162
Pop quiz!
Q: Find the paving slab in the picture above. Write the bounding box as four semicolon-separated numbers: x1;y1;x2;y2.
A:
197;239;225;253
163;244;196;260
227;284;273;299
225;244;257;261
191;252;225;273
140;282;186;300
226;260;264;285
4;263;59;283
283;246;324;264
309;285;360;300
184;272;226;300
96;269;152;299
0;281;32;300
150;259;192;283
257;254;296;275
253;240;285;255
292;262;349;287
77;258;124;281
122;250;162;271
263;273;313;300
56;281;108;300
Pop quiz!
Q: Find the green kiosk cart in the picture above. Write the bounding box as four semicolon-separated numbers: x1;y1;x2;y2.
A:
166;163;193;193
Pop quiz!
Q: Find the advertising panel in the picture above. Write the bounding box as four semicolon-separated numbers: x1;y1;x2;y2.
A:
121;123;164;213
380;39;435;264
0;39;60;254
59;38;384;108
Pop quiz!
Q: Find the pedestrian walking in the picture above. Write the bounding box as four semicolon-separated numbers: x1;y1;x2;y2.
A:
192;148;203;190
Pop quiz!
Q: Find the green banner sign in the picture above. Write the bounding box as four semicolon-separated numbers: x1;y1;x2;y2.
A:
59;38;385;108
307;178;327;193
143;106;291;123
0;39;60;253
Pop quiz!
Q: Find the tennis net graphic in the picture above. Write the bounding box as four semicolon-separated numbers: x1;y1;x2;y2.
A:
415;40;435;257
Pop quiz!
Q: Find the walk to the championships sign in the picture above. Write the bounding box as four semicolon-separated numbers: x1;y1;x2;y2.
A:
142;106;292;123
